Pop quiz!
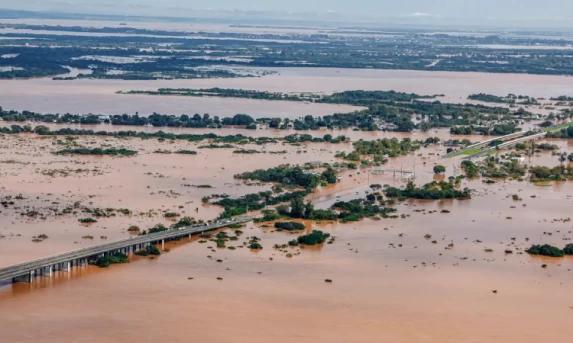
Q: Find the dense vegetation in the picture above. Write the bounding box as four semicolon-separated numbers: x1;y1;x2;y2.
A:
335;138;428;165
274;222;306;231
529;165;573;182
55;147;137;156
526;244;564;257
94;253;129;268
0;124;329;146
134;245;161;256
450;123;520;136
296;230;331;245
468;93;536;104
546;125;573;139
332;198;398;222
234;164;338;189
0;92;528;134
385;181;471;200
212;190;309;218
478;157;527;179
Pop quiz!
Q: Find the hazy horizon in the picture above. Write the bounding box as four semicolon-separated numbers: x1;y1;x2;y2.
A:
2;0;573;29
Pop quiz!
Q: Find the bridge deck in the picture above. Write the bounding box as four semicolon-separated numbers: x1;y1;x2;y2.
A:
0;217;252;282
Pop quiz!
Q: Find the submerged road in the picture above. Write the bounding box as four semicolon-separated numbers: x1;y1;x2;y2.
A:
0;216;253;283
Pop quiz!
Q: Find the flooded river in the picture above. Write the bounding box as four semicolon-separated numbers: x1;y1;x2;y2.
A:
1;68;573;118
1;127;573;342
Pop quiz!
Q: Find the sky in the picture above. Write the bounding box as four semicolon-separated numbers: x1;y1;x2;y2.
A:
2;0;573;28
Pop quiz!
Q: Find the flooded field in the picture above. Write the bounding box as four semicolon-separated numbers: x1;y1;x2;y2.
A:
0;68;573;118
2;17;573;339
1;126;573;342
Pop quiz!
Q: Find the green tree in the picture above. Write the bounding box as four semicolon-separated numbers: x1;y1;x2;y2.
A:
303;201;314;219
433;165;446;174
321;167;338;184
290;197;305;218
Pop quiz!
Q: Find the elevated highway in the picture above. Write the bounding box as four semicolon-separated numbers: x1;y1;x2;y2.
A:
0;217;252;283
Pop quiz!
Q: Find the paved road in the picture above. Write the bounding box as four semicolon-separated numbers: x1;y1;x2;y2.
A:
463;132;546;160
443;131;529;158
0;216;252;282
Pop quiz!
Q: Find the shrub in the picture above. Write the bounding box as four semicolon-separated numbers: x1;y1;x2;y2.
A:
274;222;306;231
95;253;129;268
79;218;97;223
176;150;197;155
127;225;140;232
563;244;573;255
249;242;263;250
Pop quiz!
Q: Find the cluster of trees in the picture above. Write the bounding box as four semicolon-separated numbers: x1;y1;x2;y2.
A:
450;123;520;136
122;88;321;102
526;244;573;257
529;165;573;182
336;138;424;165
296;230;331;245
0;124;335;146
535;143;559;151
283;133;348;144
461;160;478;178
468;93;535;104
134;245;161;256
94;253;129;268
0;91;527;134
274;222;306;231
213;190;309;218
332;198;397;222
55;147;137;156
385;181;471;200
546;125;573;139
235;164;338;190
478;157;527;179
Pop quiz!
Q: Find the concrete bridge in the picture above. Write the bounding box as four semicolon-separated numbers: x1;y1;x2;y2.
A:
0;216;252;283
443;131;530;158
463;131;547;160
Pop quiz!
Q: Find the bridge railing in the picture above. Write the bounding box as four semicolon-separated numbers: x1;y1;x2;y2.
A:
0;217;252;281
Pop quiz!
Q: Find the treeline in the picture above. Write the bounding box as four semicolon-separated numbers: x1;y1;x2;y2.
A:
468;93;536;104
0;124;328;145
529;165;573;182
0;94;526;133
546;126;573;139
120;88;322;102
450;123;521;136
122;88;439;104
55;147;137;156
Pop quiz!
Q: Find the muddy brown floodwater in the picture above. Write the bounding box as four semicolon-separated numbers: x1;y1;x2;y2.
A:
1;67;573;118
1;125;573;342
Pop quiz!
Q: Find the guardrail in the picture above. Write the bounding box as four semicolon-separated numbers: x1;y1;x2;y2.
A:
443;131;528;158
0;216;252;282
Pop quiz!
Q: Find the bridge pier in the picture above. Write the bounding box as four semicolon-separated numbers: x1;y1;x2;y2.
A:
39;266;53;277
0;218;251;284
13;270;35;283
